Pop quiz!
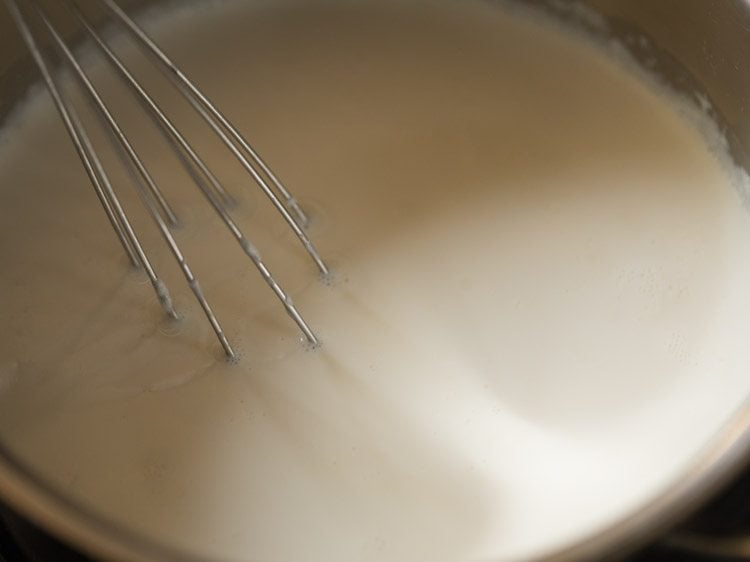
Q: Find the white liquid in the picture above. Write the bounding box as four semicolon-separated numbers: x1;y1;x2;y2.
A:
2;1;750;560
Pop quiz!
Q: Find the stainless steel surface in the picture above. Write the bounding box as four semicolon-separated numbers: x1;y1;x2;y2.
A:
0;0;749;560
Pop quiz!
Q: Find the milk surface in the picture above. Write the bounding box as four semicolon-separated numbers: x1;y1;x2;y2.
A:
1;1;750;560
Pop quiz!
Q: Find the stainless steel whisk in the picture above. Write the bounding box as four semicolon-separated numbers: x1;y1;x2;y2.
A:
5;0;329;360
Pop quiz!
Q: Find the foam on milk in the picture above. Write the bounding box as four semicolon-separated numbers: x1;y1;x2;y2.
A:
1;0;750;560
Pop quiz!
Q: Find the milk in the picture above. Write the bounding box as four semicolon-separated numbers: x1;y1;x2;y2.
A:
1;0;750;560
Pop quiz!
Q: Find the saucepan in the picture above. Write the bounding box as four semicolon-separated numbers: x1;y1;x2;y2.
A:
0;0;749;560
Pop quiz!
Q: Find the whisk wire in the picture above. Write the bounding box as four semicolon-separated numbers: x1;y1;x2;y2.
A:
73;102;141;269
63;0;319;346
6;0;325;357
3;0;180;323
32;0;180;229
64;0;236;210
95;0;330;277
27;0;237;356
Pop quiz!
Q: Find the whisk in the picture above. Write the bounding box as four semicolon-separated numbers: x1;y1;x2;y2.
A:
5;0;329;360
